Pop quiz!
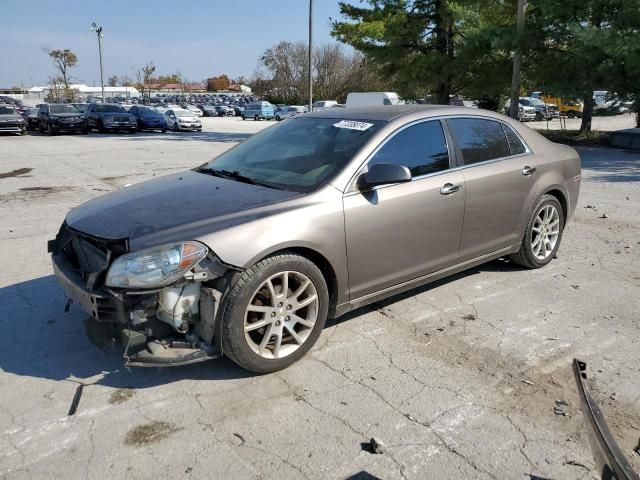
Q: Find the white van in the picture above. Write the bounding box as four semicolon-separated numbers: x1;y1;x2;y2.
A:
346;92;403;108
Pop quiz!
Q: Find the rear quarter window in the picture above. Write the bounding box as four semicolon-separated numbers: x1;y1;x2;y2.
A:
503;124;527;155
448;118;511;165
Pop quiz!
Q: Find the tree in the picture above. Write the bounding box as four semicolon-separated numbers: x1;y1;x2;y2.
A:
46;48;77;99
134;62;156;103
526;0;640;132
107;75;118;87
119;75;133;87
207;75;231;91
254;40;387;104
332;1;490;104
157;73;182;84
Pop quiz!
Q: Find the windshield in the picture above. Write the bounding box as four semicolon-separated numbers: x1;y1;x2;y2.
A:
0;106;16;114
73;104;88;112
50;104;78;114
203;117;383;193
97;104;125;113
528;98;545;106
137;107;156;115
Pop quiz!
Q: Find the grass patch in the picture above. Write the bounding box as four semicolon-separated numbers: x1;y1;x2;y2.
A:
538;130;610;147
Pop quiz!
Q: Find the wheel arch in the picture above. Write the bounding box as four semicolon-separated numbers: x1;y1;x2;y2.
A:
250;245;340;319
540;186;568;224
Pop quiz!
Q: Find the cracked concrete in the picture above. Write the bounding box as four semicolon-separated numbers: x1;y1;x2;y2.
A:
1;119;639;479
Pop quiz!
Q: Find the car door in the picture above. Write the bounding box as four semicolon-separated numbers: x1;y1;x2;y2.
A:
165;110;175;128
87;104;96;127
343;120;466;300
446;117;541;261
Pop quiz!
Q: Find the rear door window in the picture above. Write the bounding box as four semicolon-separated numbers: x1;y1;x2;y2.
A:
369;121;450;177
448;118;511;165
503;124;527;155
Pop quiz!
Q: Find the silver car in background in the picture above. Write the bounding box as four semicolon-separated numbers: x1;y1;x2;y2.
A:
165;108;202;132
49;105;580;373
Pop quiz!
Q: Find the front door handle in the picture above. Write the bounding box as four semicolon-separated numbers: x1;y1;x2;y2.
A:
440;183;461;195
522;166;537;176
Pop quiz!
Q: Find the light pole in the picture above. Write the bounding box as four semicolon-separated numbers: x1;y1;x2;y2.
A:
90;22;105;102
308;0;313;112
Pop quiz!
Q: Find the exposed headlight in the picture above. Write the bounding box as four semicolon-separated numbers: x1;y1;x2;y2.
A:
105;241;208;288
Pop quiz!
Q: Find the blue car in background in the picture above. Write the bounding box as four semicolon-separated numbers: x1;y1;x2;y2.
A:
129;105;167;132
242;101;275;121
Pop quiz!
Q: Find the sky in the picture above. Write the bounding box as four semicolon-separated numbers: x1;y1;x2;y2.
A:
0;0;348;87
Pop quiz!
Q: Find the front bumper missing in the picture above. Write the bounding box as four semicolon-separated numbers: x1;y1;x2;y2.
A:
51;249;223;368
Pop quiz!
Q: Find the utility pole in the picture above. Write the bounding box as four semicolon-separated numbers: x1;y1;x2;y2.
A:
308;0;313;112
91;22;105;101
508;0;527;120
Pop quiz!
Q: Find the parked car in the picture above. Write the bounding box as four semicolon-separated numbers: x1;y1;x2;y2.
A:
184;105;203;117
165;109;202;131
70;103;90;117
38;104;88;135
232;105;244;117
199;105;218;117
242;101;275;120
86;103;137;133
49;105;580;373
215;105;234;117
346;92;403;107
311;100;338;112
129;106;168;132
531;93;583;118
23;107;40;130
504;100;537;122
0;104;26;135
519;97;558;120
275;105;307;121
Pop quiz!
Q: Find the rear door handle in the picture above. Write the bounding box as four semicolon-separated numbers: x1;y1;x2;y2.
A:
522;166;537;176
440;183;461;195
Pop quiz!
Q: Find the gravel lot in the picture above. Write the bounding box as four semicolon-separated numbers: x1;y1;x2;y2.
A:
1;116;639;480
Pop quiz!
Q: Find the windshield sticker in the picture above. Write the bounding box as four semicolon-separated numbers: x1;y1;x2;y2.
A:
333;120;374;131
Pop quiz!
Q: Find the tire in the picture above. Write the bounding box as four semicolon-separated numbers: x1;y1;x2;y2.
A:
535;112;543;121
82;128;89;135
567;111;576;119
510;194;565;269
276;115;281;121
241;115;246;120
47;123;56;136
221;253;329;373
129;128;137;134
254;115;259;121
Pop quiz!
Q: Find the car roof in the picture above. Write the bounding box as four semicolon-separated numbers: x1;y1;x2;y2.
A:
304;104;497;122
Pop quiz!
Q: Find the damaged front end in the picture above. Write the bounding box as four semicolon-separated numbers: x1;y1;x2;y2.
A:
48;224;240;367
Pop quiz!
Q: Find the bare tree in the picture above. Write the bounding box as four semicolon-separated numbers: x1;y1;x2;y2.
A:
254;41;389;104
45;48;77;100
134;62;156;103
107;75;118;87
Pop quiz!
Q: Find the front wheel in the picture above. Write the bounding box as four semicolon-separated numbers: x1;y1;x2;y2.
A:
47;123;56;136
221;253;329;373
510;194;564;269
173;123;179;132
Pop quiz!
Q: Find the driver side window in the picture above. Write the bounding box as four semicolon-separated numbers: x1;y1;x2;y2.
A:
368;121;450;177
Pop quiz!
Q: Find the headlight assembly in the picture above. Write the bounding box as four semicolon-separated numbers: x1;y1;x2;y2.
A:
105;241;208;288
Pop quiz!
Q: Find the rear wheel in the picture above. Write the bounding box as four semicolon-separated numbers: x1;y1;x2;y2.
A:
254;115;259;121
221;253;329;373
241;115;246;120
510;194;564;269
567;111;576;119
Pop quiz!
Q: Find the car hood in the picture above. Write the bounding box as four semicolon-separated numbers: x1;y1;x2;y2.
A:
65;170;301;250
0;114;22;121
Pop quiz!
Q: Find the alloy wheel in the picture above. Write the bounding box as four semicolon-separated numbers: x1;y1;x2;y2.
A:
531;204;560;260
244;271;319;360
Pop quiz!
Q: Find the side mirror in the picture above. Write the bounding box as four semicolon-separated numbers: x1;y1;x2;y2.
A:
358;163;412;189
